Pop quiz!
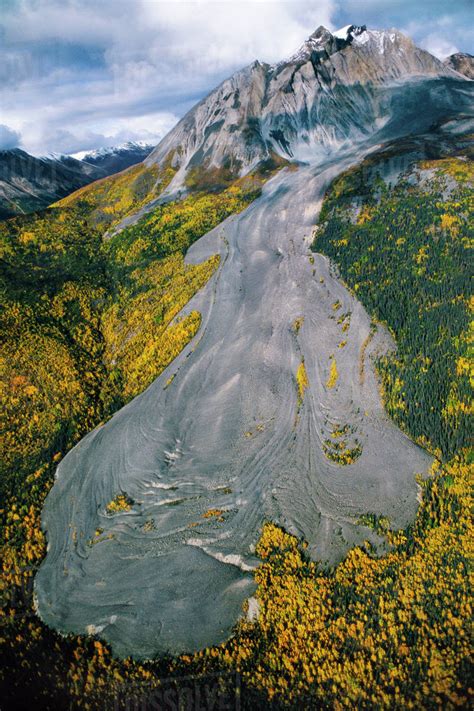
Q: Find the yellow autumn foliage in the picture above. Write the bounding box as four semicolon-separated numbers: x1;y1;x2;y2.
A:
296;361;309;402
326;355;339;389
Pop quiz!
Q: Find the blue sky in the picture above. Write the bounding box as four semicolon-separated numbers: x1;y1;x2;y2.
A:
0;0;472;155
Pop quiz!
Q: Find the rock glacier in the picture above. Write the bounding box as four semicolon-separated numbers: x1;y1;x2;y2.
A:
35;25;473;658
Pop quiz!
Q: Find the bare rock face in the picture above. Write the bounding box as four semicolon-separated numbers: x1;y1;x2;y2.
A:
444;52;474;80
146;25;466;192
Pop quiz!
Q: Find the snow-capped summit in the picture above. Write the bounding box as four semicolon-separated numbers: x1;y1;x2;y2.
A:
80;140;153;161
40;151;71;162
333;24;366;40
285;25;335;63
80;141;154;174
0;141;154;218
317;24;402;56
285;24;366;65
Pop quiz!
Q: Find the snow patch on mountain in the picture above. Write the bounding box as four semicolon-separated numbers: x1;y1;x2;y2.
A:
72;141;153;162
333;25;353;40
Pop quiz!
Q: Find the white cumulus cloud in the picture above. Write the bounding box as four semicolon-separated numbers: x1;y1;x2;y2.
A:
0;124;21;149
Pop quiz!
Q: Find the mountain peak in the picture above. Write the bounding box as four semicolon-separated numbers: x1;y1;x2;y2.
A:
146;22;468;193
286;25;343;65
79;140;153;161
287;24;382;65
309;25;333;42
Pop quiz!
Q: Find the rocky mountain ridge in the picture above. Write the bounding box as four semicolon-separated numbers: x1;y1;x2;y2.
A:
146;24;471;194
78;141;153;175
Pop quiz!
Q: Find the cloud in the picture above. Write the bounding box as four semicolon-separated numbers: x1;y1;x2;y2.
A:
0;124;21;149
0;0;336;154
419;34;459;60
400;14;472;60
25;112;179;155
0;1;472;155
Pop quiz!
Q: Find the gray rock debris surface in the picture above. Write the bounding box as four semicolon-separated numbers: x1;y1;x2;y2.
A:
36;151;432;659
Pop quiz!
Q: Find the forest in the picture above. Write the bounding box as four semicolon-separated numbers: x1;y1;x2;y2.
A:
315;157;472;460
0;154;472;709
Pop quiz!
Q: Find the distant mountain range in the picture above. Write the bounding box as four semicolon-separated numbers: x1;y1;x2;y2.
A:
76;141;155;176
0;141;153;219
